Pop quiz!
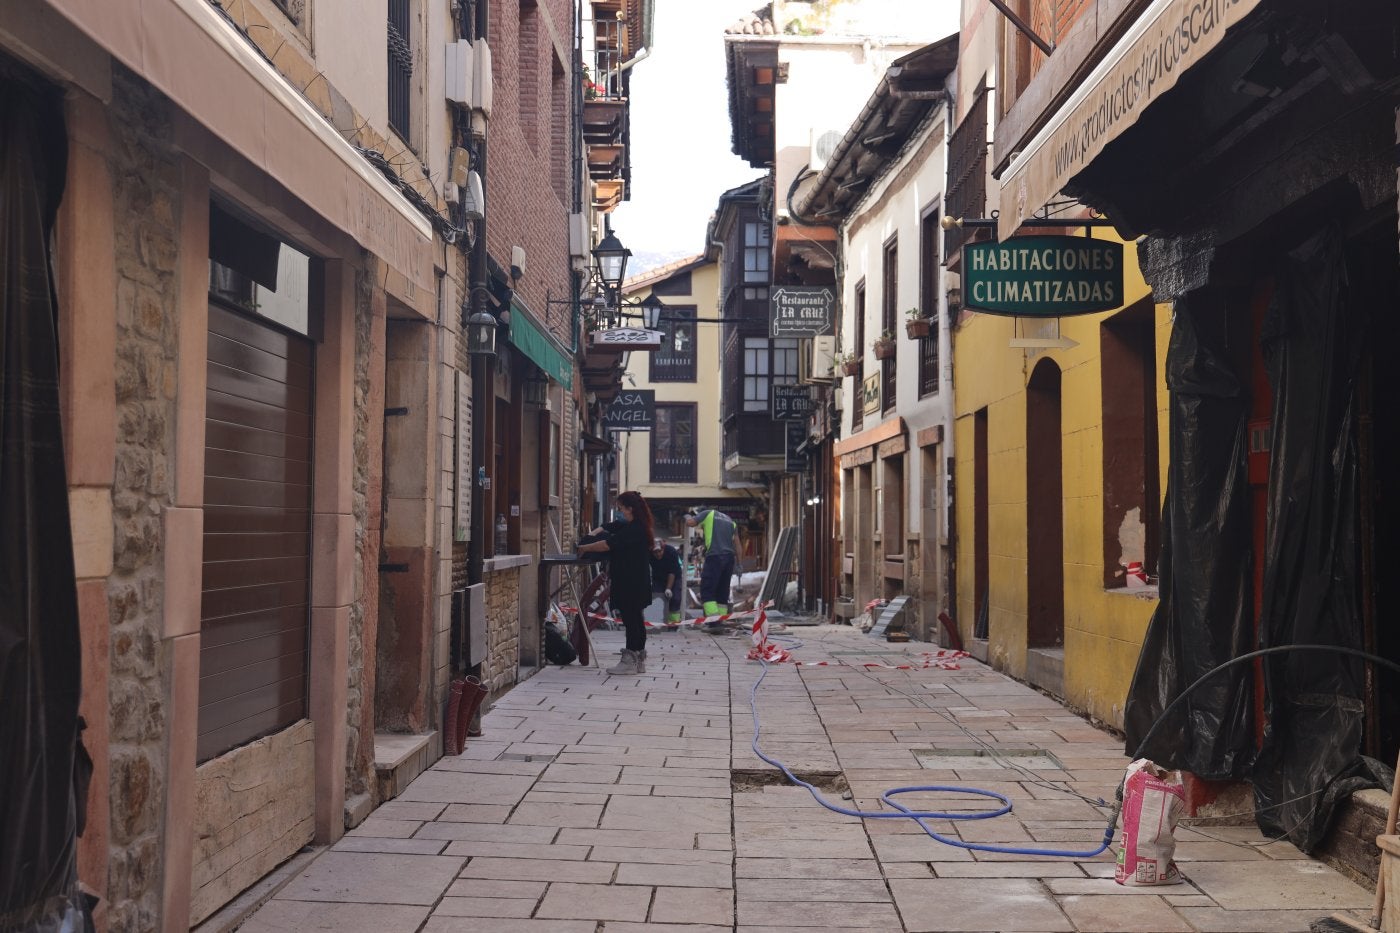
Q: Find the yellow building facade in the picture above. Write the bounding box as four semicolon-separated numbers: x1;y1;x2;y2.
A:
619;257;750;535
952;229;1170;728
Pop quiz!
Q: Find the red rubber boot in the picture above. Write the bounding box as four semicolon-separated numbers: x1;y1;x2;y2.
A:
443;678;465;755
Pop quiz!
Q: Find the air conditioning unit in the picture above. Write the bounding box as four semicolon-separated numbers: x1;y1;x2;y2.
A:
568;212;589;260
445;39;494;116
802;335;837;384
809;127;844;172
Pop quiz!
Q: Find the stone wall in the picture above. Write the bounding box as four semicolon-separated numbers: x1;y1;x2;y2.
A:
104;67;182;933
348;262;382;799
189;721;315;924
482;569;522;693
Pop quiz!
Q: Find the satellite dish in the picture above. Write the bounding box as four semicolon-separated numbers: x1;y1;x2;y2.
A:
810;129;844;171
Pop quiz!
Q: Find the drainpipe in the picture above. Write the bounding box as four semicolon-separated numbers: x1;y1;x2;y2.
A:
467;0;491;588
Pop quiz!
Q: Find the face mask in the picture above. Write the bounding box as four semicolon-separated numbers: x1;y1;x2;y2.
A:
613;509;627;522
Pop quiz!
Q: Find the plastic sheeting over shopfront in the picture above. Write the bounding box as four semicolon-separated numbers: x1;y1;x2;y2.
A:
1124;226;1391;851
0;71;91;930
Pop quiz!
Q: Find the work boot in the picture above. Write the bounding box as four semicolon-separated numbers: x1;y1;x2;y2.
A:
607;649;639;675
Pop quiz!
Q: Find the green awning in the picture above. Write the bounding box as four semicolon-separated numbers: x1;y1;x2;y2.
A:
508;301;573;389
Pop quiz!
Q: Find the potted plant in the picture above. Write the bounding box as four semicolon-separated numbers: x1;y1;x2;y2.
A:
904;306;932;339
873;330;897;360
835;351;860;377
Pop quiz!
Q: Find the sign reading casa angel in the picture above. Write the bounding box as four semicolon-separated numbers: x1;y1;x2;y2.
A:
962;236;1123;316
998;0;1262;239
591;327;663;351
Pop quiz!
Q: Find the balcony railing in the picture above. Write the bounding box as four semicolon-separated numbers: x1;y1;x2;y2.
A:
945;85;988;267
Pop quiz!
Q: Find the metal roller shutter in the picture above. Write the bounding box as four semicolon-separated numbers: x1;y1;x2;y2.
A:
197;301;314;762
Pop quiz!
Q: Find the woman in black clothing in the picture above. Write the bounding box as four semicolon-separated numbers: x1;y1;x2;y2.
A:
577;490;654;674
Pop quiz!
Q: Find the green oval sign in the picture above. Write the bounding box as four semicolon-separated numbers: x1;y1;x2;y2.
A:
963;236;1124;317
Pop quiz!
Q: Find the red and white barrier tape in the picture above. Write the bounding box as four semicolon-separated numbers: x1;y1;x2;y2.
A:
556;602;774;629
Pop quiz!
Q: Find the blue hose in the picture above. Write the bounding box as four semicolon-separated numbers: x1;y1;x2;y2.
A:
748;655;1116;859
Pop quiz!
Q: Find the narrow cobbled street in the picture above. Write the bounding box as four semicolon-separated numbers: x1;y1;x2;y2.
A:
238;627;1371;933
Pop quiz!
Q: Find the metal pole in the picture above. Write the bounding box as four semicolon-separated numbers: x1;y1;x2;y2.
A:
984;0;1054;56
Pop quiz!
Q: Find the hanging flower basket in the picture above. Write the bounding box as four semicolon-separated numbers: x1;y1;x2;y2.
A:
905;317;932;340
873;339;897;360
839;358;861;377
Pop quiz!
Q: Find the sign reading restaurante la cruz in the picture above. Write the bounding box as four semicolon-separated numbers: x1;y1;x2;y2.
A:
770;286;835;338
962;236;1124;317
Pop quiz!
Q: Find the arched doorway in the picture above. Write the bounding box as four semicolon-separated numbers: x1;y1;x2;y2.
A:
1026;358;1064;649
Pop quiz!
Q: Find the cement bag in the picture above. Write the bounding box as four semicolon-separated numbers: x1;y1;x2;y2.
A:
1116;759;1185;886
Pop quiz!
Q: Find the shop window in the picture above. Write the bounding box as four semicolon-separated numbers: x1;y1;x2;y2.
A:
651;404;697;483
1100;298;1160;588
649;305;697;382
387;0;413;140
881;237;898;412
884;453;905;560
743;337;798;412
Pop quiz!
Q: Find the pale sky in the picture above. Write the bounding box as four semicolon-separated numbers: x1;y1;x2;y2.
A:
609;1;768;271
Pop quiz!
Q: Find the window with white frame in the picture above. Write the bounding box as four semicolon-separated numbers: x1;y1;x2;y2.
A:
744;223;770;284
743;337;798;412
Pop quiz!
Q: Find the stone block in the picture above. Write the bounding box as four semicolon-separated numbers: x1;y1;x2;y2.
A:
190;721;316;924
69;486;114;579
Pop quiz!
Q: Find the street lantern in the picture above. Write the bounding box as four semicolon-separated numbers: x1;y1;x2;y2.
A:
465;309;498;356
639;293;665;329
592;231;631;291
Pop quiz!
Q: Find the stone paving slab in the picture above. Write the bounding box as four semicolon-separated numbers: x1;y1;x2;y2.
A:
239;626;1371;932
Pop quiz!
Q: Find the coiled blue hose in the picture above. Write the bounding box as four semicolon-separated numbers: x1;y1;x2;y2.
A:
748;654;1116;858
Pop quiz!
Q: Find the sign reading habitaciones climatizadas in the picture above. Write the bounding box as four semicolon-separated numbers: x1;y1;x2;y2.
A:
962;236;1124;317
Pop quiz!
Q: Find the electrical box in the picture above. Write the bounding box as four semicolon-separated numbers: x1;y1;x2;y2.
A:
445;39;494;116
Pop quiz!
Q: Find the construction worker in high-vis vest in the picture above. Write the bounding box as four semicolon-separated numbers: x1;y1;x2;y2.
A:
685;508;738;619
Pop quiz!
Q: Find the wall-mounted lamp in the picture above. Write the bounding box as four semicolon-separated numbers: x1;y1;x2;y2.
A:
465;309;499;356
639;293;665;329
524;374;548;406
592;231;631;292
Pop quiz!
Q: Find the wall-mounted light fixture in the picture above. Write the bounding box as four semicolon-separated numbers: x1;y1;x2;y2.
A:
523;374;548;406
592;231;631;294
465;308;498;356
639;293;665;329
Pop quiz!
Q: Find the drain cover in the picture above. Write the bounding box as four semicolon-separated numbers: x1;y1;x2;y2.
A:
913;747;1063;770
498;752;556;763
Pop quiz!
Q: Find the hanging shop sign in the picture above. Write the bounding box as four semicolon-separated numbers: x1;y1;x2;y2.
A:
997;0;1263;239
591;327;663;352
770;286;836;338
962;236;1123;317
861;373;881;416
785;421;807;473
601;389;655;431
771;384;816;421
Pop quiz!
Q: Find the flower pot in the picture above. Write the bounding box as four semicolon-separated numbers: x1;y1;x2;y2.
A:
873;340;896;360
905;318;932;339
840;360;861;377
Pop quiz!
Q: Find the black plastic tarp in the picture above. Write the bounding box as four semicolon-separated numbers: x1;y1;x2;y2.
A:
1122;289;1258;779
0;69;90;930
1251;228;1381;851
1124;225;1390;852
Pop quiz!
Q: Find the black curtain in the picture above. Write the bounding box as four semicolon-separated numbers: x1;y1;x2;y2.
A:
1121;288;1258;779
0;67;89;930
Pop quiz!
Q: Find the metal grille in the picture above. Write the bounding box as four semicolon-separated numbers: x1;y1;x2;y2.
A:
919;210;940;398
945;85;987;266
881;241;898;413
388;0;412;139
